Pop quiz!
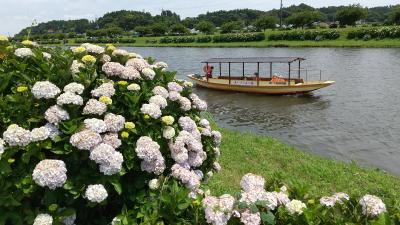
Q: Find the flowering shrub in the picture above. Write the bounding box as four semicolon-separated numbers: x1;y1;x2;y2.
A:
347;26;400;40
201;173;398;225
159;36;196;44
268;30;340;41
213;33;265;42
74;38;137;44
0;40;221;224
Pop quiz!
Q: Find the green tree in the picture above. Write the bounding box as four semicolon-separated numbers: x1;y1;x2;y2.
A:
388;5;400;25
135;26;152;36
151;23;168;36
254;16;278;31
286;11;323;29
170;23;188;35
195;21;215;34
220;21;242;34
336;4;368;26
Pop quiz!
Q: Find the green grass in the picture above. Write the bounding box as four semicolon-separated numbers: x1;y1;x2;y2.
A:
61;27;400;48
207;128;400;212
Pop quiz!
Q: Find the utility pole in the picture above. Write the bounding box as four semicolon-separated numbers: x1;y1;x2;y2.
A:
280;0;283;28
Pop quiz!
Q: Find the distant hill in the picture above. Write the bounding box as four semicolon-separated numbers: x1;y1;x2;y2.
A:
15;3;398;37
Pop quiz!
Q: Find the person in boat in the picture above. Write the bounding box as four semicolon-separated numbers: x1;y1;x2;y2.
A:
203;65;214;78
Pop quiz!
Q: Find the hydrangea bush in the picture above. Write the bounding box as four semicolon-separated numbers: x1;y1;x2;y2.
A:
0;39;220;224
0;38;398;225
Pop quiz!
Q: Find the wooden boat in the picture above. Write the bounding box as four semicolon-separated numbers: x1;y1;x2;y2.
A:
187;57;335;95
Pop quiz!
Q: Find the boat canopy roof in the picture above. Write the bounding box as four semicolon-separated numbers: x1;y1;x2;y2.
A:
202;57;305;64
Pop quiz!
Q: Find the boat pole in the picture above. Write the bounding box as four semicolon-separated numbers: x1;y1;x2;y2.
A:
206;62;209;82
298;60;301;79
242;62;245;78
257;62;260;86
228;62;231;85
219;62;221;77
270;62;272;78
288;62;291;86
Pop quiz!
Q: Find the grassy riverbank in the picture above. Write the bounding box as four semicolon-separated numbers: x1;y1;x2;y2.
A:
207;128;400;212
59;27;400;48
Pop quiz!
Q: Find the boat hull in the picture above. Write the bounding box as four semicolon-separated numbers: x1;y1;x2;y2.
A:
187;75;334;95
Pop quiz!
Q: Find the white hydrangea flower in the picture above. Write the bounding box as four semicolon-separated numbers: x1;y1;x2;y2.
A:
45;105;70;124
30;126;50;142
85;184;108;203
3;124;31;146
0;138;5;157
70;129;102;150
149;179;160;190
57;92;83;106
33;213;53;225
152;86;169;98
127;83;140;91
286;199;307;215
112;49;129;57
240;173;265;192
211;130;222;146
126;58;150;71
102;62;125;77
61;213;76;225
84;118;107;133
213;162;221;172
167;82;183;92
240;209;261;225
190;94;208;111
82;99;107;115
178;97;191;111
183;81;193;88
31;81;61;99
153;61;168;69
81;43;105;54
171;163;201;189
141;68;156;80
104;113;125;132
163;126;175;139
101;54;111;63
149;95;167;109
273;191;290;206
91;82;115;98
102;133;121;149
135;136;165;175
42;52;51;60
70;60;84;75
140;103;162;119
240;190;278;210
203;194;235;225
178;116;197;132
161;116;174;125
32;159;67;190
120;66;141;80
320;196;337;207
168;91;181;101
63;82;85;94
15;48;34;58
111;217;121;225
44;123;61;141
90;143;123;175
359;194;386;217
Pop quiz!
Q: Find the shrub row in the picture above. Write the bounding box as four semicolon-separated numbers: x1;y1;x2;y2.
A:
159;36;196;43
74;38;136;44
213;32;265;42
268;30;340;41
347;26;400;40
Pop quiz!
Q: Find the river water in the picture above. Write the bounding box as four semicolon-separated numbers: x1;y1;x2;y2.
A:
122;47;400;175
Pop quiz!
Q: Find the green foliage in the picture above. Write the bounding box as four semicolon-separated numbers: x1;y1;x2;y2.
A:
268;30;340;41
74;38;136;44
196;36;213;43
220;21;243;34
347;26;400;39
286;11;324;29
254;16;278;31
151;23;168;36
336;4;368;26
213;33;265;43
159;36;196;44
170;24;189;35
0;42;219;224
195;21;215;35
388;5;400;25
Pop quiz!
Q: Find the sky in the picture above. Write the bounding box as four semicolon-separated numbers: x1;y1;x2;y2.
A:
0;0;398;35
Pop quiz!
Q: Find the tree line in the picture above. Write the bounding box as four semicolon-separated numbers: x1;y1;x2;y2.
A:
15;4;400;39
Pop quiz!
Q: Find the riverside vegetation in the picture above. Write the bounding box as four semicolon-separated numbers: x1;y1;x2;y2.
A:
0;36;400;224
